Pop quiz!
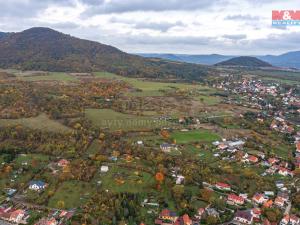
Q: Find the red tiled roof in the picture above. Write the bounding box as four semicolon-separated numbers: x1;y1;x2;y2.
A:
216;182;230;188
249;155;258;162
228;194;244;203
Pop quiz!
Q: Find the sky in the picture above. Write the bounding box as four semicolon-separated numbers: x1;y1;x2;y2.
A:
0;0;300;55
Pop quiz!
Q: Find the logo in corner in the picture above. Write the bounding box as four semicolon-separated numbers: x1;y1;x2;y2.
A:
272;10;300;26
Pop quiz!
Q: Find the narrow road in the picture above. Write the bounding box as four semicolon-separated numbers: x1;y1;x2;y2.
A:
284;201;292;215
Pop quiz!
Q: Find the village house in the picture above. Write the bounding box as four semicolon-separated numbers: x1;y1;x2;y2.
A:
234;210;253;225
247;155;259;164
215;182;231;191
175;175;185;185
57;159;70;167
280;215;290;225
278;167;294;177
155;209;178;225
290;215;300;225
227;194;245;205
29;180;47;191
277;192;289;203
263;200;273;208
174;214;192;225
275;181;285;189
9;209;25;224
100;165;109;173
274;196;285;208
160;143;178;153
35;217;58;225
252;193;268;205
268;158;279;165
137;140;143;145
205;208;219;218
251;208;262;222
194;208;205;220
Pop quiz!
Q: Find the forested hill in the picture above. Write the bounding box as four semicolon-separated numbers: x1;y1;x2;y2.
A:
0;27;211;80
215;56;272;67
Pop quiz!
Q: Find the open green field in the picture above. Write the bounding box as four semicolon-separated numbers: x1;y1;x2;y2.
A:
0;114;72;133
95;165;156;193
14;72;78;82
94;72;213;96
14;154;49;167
171;130;220;144
48;180;95;209
85;108;171;130
184;145;217;162
194;95;221;105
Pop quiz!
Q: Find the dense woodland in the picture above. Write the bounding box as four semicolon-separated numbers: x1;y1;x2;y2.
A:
0;28;212;81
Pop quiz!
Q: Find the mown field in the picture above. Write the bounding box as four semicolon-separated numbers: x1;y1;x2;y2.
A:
171;130;221;144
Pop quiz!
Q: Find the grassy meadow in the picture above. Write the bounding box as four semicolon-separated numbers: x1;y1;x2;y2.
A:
85;108;172;130
171;130;220;144
0;113;72;133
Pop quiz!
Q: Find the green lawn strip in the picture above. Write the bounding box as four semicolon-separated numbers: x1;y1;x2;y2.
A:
194;95;221;105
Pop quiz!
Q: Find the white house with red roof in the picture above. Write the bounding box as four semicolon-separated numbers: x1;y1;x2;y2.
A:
274;197;285;208
252;194;268;205
280;215;290;225
278;167;294;177
290;215;300;225
268;158;279;165
251;208;262;221
57;159;70;167
227;194;244;205
247;155;259;163
10;209;25;223
215;182;231;191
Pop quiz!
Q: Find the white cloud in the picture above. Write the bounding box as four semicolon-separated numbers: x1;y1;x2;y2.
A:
0;0;299;54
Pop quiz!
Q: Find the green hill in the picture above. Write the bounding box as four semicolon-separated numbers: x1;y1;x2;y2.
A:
0;27;211;81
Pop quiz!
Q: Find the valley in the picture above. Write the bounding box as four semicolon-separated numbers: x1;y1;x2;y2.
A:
0;64;299;225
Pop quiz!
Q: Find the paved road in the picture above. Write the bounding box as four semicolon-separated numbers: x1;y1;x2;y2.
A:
284;201;292;215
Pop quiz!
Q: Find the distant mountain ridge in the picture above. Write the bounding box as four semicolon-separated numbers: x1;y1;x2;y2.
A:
215;56;272;67
139;53;234;65
0;32;10;40
139;51;300;69
258;51;300;69
0;27;211;80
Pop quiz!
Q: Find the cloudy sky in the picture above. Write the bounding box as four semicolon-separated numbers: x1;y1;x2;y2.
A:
0;0;300;55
